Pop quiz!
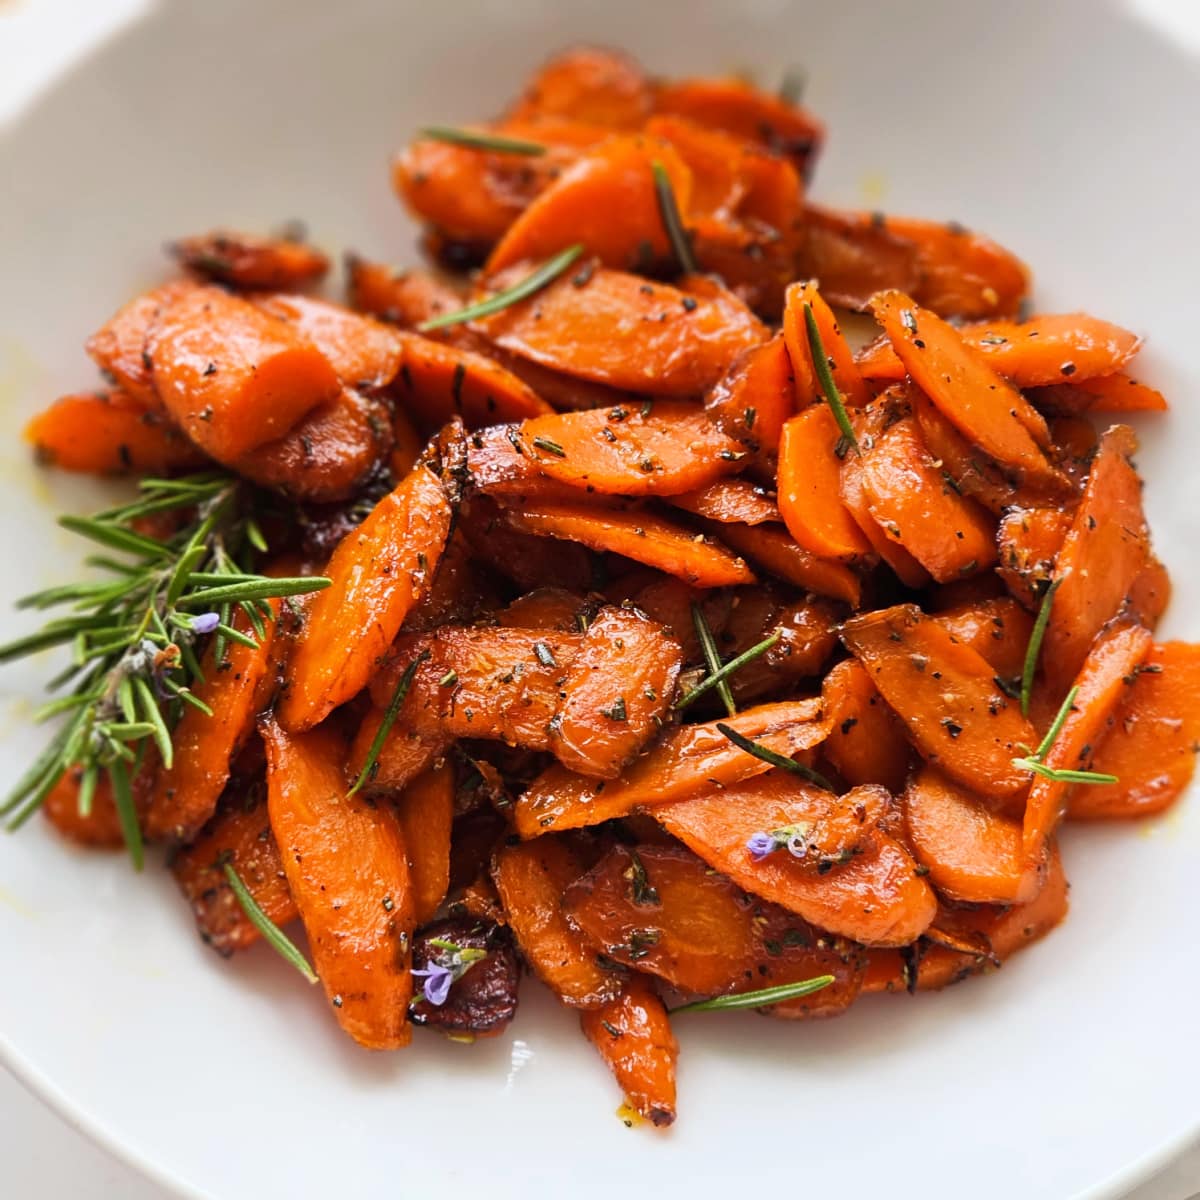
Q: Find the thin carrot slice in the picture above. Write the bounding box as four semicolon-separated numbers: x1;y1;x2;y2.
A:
1070;642;1200;819
1033;372;1167;414
1023;622;1154;865
931;597;1033;680
581;976;679;1127
171;229;329;291
278;462;454;731
666;477;778;525
841;604;1039;802
508;500;755;588
777;406;872;560
262;718;414;1049
782;281;870;408
820;659;912;793
704;333;796;454
390;405;423;478
506;47;653;129
709;520;862;606
1128;557;1171;630
345;255;466;328
1043;425;1150;686
491;837;623;1008
393;762;454;924
513;699;826;836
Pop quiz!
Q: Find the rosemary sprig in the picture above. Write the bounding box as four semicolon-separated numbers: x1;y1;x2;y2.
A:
691;603;736;717
417;244;584;333
1010;685;1119;786
716;722;837;793
1020;578;1060;717
652;161;697;275
420;125;546;156
0;473;330;864
222;860;318;983
676;631;780;711
348;650;431;796
778;65;808;106
672;974;834;1013
802;301;859;453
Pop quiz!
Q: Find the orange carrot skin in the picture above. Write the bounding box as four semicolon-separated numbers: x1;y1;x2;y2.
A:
278;462;453;731
996;506;1072;610
782;281;869;408
711;520;862;606
931;597;1033;680
392;762;454;925
1043;425;1150;687
495;586;585;631
171;229;329;291
704;333;796;455
506;47;653;130
667;478;778;525
262;718;414;1049
25;388;206;475
1128;557;1171;631
1033;373;1167;414
581;976;679;1127
1023;622;1154;865
147;285;342;462
821;659;912;793
346;256;466;328
1071;642;1200;819
841;604;1038;802
390;405;423;478
43;766;150;849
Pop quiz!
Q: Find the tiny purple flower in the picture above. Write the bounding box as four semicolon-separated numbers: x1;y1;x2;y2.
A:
412;961;453;1006
190;611;221;635
746;831;778;862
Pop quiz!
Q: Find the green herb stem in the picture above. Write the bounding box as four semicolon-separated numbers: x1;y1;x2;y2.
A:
676;632;780;711
802;301;859;453
672;974;835;1013
1020;579;1060;717
348;651;431;796
716;722;836;792
223;862;318;983
652;160;697;275
420;125;547;156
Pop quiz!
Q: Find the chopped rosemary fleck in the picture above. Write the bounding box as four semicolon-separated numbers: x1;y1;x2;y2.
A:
348;650;431;796
1020;578;1060;716
802;302;859;453
651;160;697;275
223;860;318;983
691;602;736;717
419;125;546;156
715;722;836;792
671;974;835;1013
531;436;567;458
675;631;780;711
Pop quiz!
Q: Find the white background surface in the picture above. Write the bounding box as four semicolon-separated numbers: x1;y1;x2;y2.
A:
1;1;1200;1197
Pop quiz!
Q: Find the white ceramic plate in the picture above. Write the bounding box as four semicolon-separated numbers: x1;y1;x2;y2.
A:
1;2;1198;1197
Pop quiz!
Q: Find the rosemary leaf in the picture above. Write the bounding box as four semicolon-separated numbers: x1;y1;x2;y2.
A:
652;160;697;274
716;722;837;792
1020;579;1060;717
348;650;431;796
691;603;736;717
420;125;546;156
133;676;173;769
214;622;259;650
58;515;170;560
176;577;330;607
802;302;859;453
108;758;144;870
76;762;98;819
222;861;318;983
672;974;834;1013
676;631;780;711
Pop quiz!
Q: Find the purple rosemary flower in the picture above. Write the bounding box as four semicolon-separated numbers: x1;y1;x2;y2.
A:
746;831;778;862
190;611;221;635
412;961;453;1006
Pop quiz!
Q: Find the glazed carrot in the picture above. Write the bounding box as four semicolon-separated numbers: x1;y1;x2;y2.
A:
657;783;936;947
1033;372;1167;414
1022;622;1154;865
841;604;1039;802
147;285;342;462
25;388;206;475
858;414;997;582
347;709;446;796
495;586;585;631
345;256;466;328
996;507;1071;610
262;718;414;1049
170;787;298;955
390;405;423;478
491;837;623;1007
1070;642;1200;819
642;114;759;217
776;406;872;560
710;521;862;606
666;477;778;525
508;500;755;588
1128;557;1171;630
171;229;329;291
506;47;653;129
278;462;454;731
43;766;150;849
930;597;1033;680
516;401;743;496
458;495;593;592
487;136;692;272
581;977;679;1127
704;333;796;453
782;281;869;408
463;423;580;502
392;762;454;924
513;699;827;836
473;264;768;397
145;603;279;842
1043;425;1150;686
820;659;912;793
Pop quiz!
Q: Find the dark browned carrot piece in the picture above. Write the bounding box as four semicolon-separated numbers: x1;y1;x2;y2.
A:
711;520;862;606
506;47;653;129
171;229;329;291
262;717;414;1048
841;604;1039;802
24;389;207;475
781;281;869;408
462;423;582;503
704;333;796;454
390;405;423;478
666;478;778;525
392;763;454;925
1032;372;1167;414
458;495;594;592
931;597;1033;680
820;659;912;793
495;587;585;631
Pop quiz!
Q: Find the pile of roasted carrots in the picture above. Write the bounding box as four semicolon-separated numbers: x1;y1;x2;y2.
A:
16;48;1199;1128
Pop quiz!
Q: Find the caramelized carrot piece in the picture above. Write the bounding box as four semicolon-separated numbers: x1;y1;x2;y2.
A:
43;766;150;849
345;256;466;328
1043;425;1150;686
1023;622;1154;865
781;281;869;408
147;285;342;462
25;388;206;475
491;837;623;1007
581;976;679;1127
506;47;653;129
508;500;755;588
931;597;1033;680
390;405;423;478
145;604;279;842
513;699;827;836
170;787;298;955
278;462;454;731
996;507;1072;610
841;604;1039;802
710;521;862;605
171;229;329;291
464;422;581;502
666;477;778;525
820;659;912;793
1128;557;1171;630
458;494;593;592
704;333;797;454
262;718;413;1048
516;401;742;496
1033;372;1167;414
1071;642;1200;819
473;265;768;397
392;763;454;924
642;113;757;217
777;406;872;560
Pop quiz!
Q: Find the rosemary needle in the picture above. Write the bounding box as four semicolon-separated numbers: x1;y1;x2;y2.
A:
802;301;859;453
420;125;546;156
652;160;697;275
223;861;318;984
672;975;835;1013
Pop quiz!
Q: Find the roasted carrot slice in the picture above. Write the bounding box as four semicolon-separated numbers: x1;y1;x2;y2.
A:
496;586;585;631
391;762;454;925
170;785;298;956
930;597;1033;680
1070;642;1200;819
487;136;692;272
642;113;759;217
262;718;414;1049
1023;622;1154;865
147;284;342;462
1128;557;1171;630
508;500;754;588
463;423;581;503
777;406;872;560
506;47;653;129
346;256;466;330
171;229;329;291
858;414;997;582
581;976;679;1127
459;494;593;592
996;506;1071;610
704;333;797;454
782;281;869;408
145;604;279;842
820;659;912;793
491;837;623;1008
1032;372;1167;415
43;765;151;849
279;462;454;731
25;388;206;475
711;519;863;606
841;604;1038;802
514;699;827;836
1043;425;1150;686
656;782;936;947
516;401;742;496
473;264;768;397
666;478;778;525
